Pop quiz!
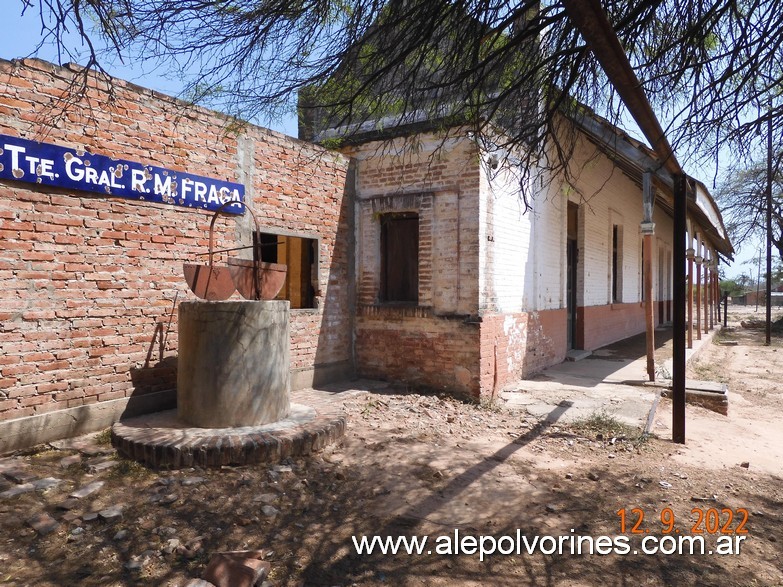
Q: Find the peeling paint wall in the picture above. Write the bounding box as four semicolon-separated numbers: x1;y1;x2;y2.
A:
477;149;568;390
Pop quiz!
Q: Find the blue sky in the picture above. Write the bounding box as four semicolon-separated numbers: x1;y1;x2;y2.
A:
1;7;169;93
0;4;758;277
0;4;299;136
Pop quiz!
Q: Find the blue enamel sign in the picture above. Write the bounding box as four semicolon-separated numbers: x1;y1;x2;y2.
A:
0;134;244;214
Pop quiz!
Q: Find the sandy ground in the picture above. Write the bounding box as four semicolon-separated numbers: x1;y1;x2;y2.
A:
0;306;781;586
655;317;783;477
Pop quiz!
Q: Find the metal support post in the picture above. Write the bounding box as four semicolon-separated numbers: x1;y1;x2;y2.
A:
672;174;687;444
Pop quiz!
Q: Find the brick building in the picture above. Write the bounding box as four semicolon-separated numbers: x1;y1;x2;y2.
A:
0;58;731;451
0;59;354;451
303;109;732;400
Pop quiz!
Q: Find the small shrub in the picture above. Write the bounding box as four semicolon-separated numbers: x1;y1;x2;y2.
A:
108;458;152;480
94;428;113;446
571;410;645;444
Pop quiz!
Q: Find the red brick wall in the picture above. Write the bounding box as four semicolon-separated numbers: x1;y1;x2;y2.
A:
0;58;351;423
347;134;484;400
479;309;567;396
577;302;645;351
355;306;481;399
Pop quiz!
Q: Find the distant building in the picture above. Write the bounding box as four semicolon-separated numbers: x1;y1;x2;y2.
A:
734;289;783;306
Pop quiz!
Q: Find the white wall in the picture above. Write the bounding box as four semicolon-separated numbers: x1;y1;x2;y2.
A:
478;148;572;315
556;137;674;308
480;161;533;313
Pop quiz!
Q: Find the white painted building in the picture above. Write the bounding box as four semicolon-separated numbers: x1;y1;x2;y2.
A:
312;110;732;400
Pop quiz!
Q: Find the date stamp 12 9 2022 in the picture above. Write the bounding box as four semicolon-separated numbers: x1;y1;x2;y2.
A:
617;507;749;535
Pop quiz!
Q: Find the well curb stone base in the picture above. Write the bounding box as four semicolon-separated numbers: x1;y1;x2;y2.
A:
111;400;345;469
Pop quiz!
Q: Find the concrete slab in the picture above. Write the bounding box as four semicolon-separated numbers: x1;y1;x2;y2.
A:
502;381;657;428
501;325;725;431
565;349;592;362
686;380;728;394
661;387;728;415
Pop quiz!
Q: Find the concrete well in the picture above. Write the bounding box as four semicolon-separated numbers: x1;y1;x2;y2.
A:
177;300;290;427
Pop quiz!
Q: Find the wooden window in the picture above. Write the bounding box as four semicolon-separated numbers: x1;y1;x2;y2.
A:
380;212;419;303
256;232;316;309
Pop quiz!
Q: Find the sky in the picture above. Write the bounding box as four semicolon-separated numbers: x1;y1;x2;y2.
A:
0;4;299;137
0;4;760;278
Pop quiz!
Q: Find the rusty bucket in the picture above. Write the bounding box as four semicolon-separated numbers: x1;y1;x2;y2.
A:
182;263;236;301
183;203;237;300
229;258;287;300
183;202;287;301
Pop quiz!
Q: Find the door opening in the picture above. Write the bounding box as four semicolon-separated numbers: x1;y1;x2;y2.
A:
567;202;579;349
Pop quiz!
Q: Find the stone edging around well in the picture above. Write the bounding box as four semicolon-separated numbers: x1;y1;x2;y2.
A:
111;403;346;469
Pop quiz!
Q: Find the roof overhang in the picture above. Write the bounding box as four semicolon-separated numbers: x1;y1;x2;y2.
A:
574;112;734;260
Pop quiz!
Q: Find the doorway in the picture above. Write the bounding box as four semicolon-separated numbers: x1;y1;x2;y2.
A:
567;202;579;349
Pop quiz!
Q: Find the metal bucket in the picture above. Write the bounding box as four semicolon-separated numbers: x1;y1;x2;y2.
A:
183;201;287;301
229;258;287;300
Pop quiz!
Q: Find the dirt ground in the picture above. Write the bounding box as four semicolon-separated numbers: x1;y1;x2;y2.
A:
0;307;781;587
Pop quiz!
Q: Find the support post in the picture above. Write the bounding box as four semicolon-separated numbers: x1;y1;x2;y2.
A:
642;172;656;382
643;224;656;380
767;103;773;346
710;264;718;330
687;246;694;349
695;239;703;341
704;253;710;333
708;266;715;330
724;291;728;327
672;174;687;444
716;271;721;323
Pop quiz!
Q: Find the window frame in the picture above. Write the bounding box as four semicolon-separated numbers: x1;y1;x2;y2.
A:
379;211;420;304
254;228;320;310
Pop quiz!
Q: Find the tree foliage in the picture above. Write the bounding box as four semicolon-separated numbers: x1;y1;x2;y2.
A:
19;0;783;184
716;151;783;261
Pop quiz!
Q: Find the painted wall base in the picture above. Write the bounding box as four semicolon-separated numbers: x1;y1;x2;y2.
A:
577;302;645;350
0;390;175;455
290;360;355;391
